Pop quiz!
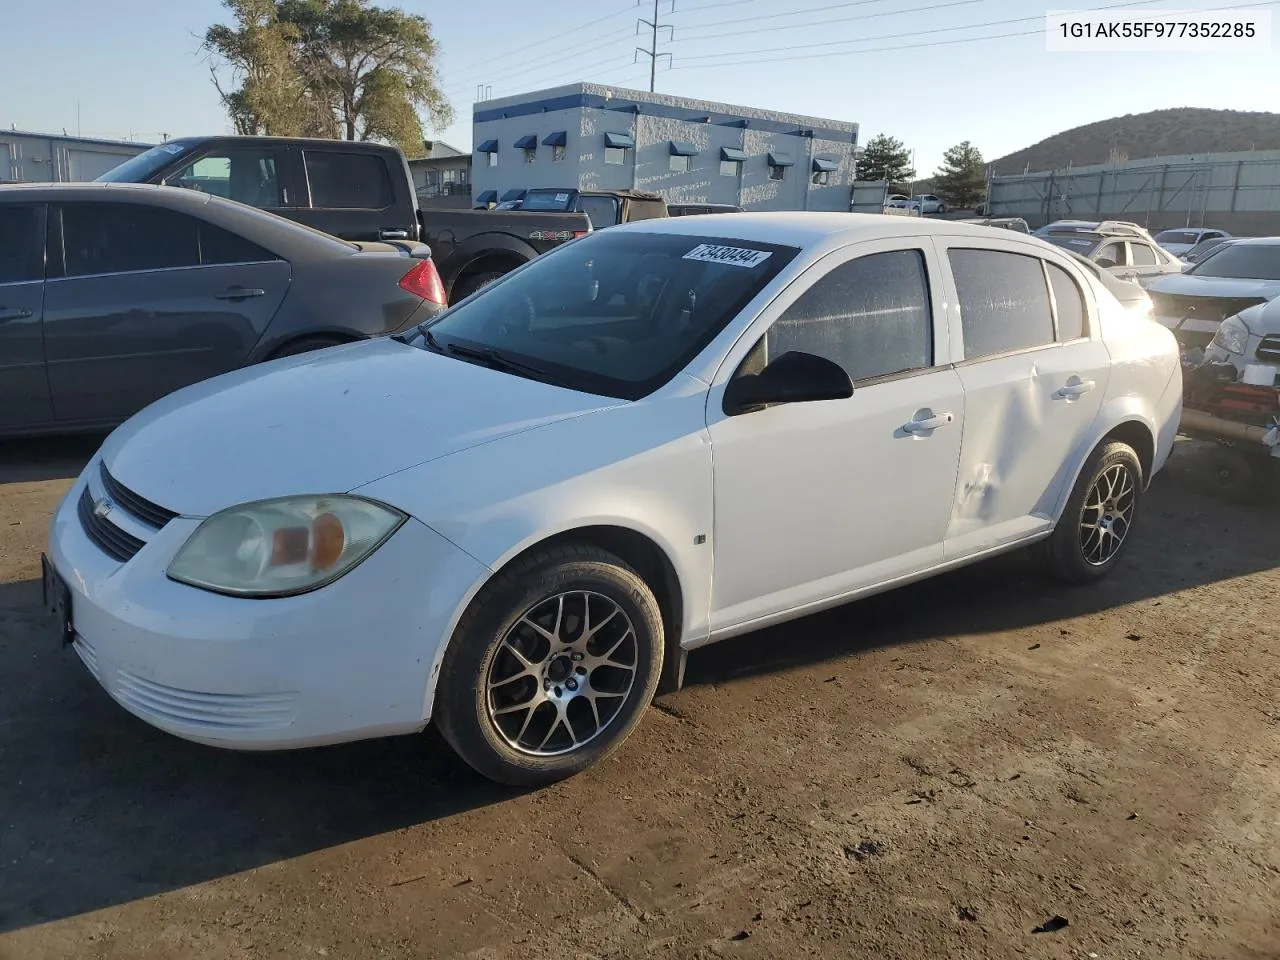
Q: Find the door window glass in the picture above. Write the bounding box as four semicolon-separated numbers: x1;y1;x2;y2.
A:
1096;241;1126;267
62;204;199;277
168;150;282;206
1046;262;1087;341
1129;242;1159;266
304;151;393;208
949;248;1055;360
199;223;276;265
0;204;43;283
760;249;933;383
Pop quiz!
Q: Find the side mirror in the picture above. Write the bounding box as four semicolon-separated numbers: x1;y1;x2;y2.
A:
722;351;853;416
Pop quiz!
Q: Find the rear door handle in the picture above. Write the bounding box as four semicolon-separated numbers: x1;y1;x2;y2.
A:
214;287;266;301
0;307;33;322
1055;378;1096;400
379;228;411;240
903;411;954;434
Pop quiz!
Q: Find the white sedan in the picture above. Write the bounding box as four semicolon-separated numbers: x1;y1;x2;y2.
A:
45;215;1183;785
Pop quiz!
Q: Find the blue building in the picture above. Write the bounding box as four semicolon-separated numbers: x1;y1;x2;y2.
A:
470;83;858;212
0;130;149;183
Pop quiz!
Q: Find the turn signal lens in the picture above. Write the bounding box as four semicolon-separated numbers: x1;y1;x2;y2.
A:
400;259;448;305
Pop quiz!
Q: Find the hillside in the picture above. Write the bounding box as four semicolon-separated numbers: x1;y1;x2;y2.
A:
989;108;1280;175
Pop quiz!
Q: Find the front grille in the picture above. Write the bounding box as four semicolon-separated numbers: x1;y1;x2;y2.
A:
1150;293;1266;325
78;486;145;562
99;462;178;529
1257;335;1280;364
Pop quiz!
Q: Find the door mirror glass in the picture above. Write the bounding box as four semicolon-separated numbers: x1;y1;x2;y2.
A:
723;350;853;416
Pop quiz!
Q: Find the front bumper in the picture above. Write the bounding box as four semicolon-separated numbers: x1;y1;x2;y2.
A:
47;462;488;750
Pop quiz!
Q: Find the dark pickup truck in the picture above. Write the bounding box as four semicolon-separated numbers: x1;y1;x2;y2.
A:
96;135;420;243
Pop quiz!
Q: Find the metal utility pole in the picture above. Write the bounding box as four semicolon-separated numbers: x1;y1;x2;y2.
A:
635;0;674;92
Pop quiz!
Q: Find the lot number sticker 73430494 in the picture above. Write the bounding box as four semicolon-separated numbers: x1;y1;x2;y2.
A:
682;244;773;268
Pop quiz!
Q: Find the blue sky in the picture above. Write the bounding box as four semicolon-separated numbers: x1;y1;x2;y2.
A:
4;0;1278;174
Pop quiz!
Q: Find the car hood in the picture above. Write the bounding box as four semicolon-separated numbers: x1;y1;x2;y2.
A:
1146;273;1280;301
101;338;621;517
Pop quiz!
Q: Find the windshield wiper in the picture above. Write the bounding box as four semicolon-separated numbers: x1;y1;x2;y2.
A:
442;340;552;379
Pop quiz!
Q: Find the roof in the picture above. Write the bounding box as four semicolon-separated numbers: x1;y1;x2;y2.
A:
611;211;1071;248
1;129;152;149
0;181;216;207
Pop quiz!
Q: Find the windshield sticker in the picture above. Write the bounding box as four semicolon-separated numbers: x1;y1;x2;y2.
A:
683;243;773;268
555;192;570;202
159;143;186;154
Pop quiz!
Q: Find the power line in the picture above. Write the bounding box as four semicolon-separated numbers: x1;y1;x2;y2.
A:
675;0;921;31
671;0;985;43
442;26;635;92
676;0;1167;61
672;0;1277;69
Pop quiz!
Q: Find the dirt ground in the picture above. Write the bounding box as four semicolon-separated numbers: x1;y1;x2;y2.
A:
1;435;1278;960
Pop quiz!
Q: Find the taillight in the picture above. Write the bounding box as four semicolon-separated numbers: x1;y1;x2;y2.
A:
573;230;590;239
399;259;447;305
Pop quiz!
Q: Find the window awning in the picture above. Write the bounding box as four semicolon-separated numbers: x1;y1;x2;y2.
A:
501;188;527;201
812;157;838;173
720;147;747;162
476;139;499;154
768;151;794;167
604;132;635;149
474;190;498;205
669;140;699;156
542;131;567;147
513;134;538;150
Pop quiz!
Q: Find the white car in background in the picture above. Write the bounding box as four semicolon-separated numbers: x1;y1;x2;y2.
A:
45;214;1182;786
911;194;947;214
1152;227;1232;258
1037;220;1183;285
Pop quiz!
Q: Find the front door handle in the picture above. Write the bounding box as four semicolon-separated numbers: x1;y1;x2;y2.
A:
1055;377;1096;400
214;287;266;301
0;307;33;322
903;411;954;434
379;228;411;240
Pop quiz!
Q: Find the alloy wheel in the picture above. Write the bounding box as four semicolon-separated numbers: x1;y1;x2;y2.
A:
485;591;639;756
1079;463;1136;566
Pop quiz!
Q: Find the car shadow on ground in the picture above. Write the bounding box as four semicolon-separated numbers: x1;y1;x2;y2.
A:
0;441;1276;932
0;435;104;486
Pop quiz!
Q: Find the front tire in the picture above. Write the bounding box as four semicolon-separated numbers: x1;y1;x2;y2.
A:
434;544;664;787
1038;441;1143;584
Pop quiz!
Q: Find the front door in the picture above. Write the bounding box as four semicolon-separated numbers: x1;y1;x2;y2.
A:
706;240;965;634
936;241;1110;558
163;145;295;216
44;201;290;425
0;202;52;429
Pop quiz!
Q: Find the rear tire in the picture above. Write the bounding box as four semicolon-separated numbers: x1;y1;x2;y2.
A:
434;544;664;787
452;270;507;302
1038;441;1143;584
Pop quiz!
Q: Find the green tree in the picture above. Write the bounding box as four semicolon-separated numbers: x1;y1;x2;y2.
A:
932;141;987;209
204;0;453;152
856;133;914;187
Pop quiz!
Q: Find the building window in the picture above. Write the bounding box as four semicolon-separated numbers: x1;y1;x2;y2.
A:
553;144;566;162
523;147;536;164
486;151;498;167
720;159;741;177
768;163;786;181
812;170;830;186
605;146;627;166
669;154;690;173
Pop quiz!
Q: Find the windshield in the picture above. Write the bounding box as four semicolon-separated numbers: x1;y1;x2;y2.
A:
521;190;576;212
1043;233;1102;255
94;141;192;182
1155;230;1201;246
1187;244;1280;280
419;231;799;400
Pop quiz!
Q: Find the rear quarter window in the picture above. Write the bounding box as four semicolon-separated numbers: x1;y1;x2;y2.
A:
304;151;393;209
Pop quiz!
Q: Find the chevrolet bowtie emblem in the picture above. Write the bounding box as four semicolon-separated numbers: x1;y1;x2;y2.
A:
93;498;114;520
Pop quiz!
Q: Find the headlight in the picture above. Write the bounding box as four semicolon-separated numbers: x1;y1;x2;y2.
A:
1211;314;1251;355
168;495;406;597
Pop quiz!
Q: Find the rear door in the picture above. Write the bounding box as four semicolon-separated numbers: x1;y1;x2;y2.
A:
295;148;413;242
44;201;290;425
0;202;53;430
936;240;1110;558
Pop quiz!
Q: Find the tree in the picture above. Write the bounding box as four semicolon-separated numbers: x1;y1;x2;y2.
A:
932;141;987;210
856;133;914;187
203;0;453;152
